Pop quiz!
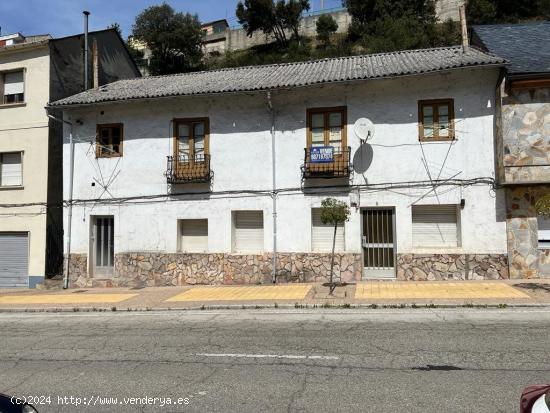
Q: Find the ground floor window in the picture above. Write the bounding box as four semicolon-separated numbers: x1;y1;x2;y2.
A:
311;208;345;252
179;219;208;253
538;215;550;249
412;204;460;247
232;211;264;253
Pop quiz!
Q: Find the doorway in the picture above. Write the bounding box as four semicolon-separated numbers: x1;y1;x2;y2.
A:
362;208;396;279
91;216;114;277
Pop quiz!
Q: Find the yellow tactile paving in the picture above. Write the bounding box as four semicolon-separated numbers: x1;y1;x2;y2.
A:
355;282;530;300
0;294;138;305
166;285;312;302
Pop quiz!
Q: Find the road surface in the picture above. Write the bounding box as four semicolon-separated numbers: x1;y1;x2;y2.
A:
0;309;549;412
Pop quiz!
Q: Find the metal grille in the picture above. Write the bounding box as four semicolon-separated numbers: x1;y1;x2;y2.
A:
362;209;395;278
166;154;212;183
302;147;352;179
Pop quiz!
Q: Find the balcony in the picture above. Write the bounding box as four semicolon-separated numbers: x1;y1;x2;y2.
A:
301;146;352;179
166;154;212;184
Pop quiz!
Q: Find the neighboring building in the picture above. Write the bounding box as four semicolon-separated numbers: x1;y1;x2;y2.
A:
472;21;550;278
0;29;140;288
201;20;229;56
50;46;511;288
127;36;152;76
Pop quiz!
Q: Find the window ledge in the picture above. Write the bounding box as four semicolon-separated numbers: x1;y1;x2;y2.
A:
0;185;24;190
0;102;26;109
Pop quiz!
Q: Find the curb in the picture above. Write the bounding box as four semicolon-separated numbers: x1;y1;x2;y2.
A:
1;302;550;313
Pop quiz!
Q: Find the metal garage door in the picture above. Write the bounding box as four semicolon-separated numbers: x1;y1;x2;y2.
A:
0;232;29;288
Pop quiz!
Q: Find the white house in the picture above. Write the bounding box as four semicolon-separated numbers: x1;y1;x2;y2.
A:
50;46;510;287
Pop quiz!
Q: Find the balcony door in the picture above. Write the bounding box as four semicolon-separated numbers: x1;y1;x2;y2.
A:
174;118;210;180
306;107;348;176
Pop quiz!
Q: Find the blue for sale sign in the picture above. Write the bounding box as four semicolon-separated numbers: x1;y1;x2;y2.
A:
310;146;334;163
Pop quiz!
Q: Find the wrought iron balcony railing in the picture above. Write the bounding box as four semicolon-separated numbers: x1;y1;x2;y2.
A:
301;146;352;179
166;154;212;184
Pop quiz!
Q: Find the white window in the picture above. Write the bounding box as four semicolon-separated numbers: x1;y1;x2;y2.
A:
311;208;345;252
179;219;208;253
0;153;22;187
412;204;459;248
2;71;25;104
538;215;550;249
232;211;264;253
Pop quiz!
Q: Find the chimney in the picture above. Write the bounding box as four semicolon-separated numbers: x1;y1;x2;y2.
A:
83;11;90;90
459;5;469;52
92;39;99;89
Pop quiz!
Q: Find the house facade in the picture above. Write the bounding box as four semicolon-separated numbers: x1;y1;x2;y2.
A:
473;21;550;278
0;29;140;288
51;46;511;288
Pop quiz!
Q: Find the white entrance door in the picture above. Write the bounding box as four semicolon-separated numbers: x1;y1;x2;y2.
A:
362;209;396;278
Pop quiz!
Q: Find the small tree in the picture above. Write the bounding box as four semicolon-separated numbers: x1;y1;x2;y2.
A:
132;3;203;75
316;14;338;47
236;0;310;47
535;194;550;217
320;198;351;293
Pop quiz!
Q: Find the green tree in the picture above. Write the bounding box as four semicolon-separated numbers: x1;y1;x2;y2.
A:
132;3;203;75
536;194;550;217
236;0;310;47
316;14;338;46
320;198;351;293
466;0;497;24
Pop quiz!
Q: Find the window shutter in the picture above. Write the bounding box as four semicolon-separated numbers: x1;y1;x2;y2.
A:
538;215;550;248
181;219;208;253
311;209;345;252
1;153;22;186
233;211;264;252
412;205;459;247
4;71;24;95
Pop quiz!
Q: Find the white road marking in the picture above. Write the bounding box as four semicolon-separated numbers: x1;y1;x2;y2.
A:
194;353;339;360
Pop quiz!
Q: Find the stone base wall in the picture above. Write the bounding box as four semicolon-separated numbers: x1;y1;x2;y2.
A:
69;252;362;288
68;251;516;287
506;186;550;278
396;254;509;281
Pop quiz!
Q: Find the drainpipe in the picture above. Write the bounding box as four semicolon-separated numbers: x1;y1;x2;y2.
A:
47;114;74;289
267;92;277;283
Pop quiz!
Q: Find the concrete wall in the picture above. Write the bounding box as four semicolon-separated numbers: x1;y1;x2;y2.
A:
63;67;508;284
222;2;462;52
0;45;50;278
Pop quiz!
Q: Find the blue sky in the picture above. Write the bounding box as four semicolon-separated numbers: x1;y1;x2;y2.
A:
0;0;342;39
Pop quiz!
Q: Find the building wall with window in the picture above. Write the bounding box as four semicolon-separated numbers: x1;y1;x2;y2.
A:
62;67;509;287
0;44;50;284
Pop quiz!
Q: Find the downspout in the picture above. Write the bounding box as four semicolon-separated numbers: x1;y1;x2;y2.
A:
267;91;277;283
47;114;74;289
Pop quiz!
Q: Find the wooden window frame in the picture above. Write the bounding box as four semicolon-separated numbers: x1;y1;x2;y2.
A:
306;106;347;149
96;123;123;158
418;99;455;142
172;117;210;161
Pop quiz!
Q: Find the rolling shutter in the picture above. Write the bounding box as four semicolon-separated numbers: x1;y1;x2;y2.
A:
233;211;263;252
1;153;22;186
412;205;459;247
0;232;28;287
4;71;24;95
181;219;208;252
311;208;345;252
538;215;550;248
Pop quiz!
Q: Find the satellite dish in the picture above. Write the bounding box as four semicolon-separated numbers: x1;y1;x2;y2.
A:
354;118;375;143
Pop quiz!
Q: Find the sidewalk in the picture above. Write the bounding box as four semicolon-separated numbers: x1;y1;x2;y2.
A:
0;279;550;312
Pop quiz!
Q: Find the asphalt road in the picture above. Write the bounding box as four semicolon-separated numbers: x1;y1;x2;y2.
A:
0;309;549;413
